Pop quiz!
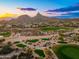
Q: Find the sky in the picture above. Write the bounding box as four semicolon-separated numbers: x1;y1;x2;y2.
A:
0;0;79;18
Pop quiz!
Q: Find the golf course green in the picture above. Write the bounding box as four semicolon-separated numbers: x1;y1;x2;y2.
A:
0;32;11;37
53;45;79;59
41;26;72;31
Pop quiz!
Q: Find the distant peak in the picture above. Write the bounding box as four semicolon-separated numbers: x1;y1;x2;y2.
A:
36;12;42;16
19;14;30;17
35;12;47;17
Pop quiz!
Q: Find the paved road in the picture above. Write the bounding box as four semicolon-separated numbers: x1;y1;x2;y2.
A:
48;48;58;59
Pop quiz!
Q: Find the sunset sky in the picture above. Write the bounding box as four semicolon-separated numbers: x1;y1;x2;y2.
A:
0;0;79;18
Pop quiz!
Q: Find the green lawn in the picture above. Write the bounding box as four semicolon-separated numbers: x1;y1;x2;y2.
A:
0;32;11;37
34;49;45;58
42;38;49;40
53;45;79;59
26;39;39;43
16;43;26;48
41;26;73;31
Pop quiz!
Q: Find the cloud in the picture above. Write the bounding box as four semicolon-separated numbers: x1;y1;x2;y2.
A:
44;11;69;16
46;3;79;12
17;8;36;11
45;3;79;17
52;10;79;19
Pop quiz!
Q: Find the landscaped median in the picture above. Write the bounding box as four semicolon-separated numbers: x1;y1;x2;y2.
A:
26;39;39;43
16;43;26;48
52;45;79;59
42;38;49;40
34;49;45;58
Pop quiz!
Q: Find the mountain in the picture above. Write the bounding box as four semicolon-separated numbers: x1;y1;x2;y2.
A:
8;13;59;25
33;13;50;22
33;12;59;22
8;14;32;25
2;12;79;25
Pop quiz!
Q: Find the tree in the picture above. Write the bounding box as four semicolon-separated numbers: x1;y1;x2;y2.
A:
0;45;14;55
18;48;33;59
